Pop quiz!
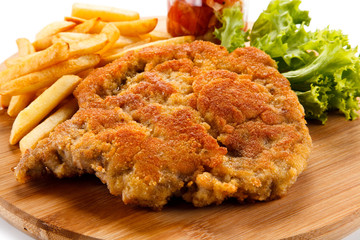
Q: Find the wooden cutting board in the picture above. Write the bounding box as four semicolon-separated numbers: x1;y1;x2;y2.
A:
1;18;360;240
1;111;360;240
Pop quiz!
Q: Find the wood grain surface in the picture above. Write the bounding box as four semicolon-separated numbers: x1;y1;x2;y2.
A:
1;17;360;240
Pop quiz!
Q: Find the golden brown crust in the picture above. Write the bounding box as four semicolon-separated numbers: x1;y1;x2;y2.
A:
15;41;312;209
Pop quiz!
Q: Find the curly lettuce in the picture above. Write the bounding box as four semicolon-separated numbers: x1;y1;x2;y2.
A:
214;0;360;123
250;0;311;67
250;0;360;123
213;3;249;52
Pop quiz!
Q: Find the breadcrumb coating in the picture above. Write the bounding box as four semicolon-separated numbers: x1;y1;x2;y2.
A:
15;41;312;210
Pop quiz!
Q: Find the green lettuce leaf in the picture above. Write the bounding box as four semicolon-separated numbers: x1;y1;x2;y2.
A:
250;0;310;67
250;0;360;123
295;82;330;123
213;3;249;52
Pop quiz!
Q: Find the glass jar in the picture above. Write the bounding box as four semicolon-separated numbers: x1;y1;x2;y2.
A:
167;0;247;38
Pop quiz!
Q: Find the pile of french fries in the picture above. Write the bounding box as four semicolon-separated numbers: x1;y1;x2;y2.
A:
0;3;194;154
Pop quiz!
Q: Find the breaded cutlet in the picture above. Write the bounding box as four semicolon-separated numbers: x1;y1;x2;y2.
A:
15;41;312;210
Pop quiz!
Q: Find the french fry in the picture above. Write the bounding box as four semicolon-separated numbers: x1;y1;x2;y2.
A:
97;23;120;55
103;38;151;57
19;97;78;153
64;16;86;24
112;18;158;36
100;36;195;65
0;95;11;108
8;38;36;109
33;21;76;51
112;35;143;49
7;38;36;117
86;21;105;34
0;54;100;96
4;57;22;68
35;21;76;40
3;3;168;143
16;38;35;57
7;94;35;117
71;3;139;22
0;40;70;85
55;32;93;43
70;17;101;33
5;55;37;69
9;75;82;145
32;36;54;51
141;31;172;41
90;18;158;38
68;33;108;57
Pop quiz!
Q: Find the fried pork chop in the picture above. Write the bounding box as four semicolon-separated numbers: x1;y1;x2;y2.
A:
15;41;312;210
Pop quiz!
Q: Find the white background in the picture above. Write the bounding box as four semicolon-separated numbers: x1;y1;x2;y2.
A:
0;0;359;239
